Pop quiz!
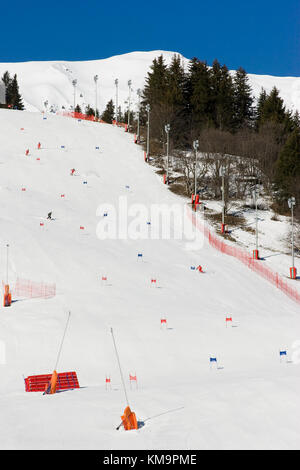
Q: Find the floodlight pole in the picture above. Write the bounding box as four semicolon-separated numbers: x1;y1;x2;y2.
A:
193;140;199;196
72;79;77;114
165;124;170;184
146;104;150;162
115;79;119;124
292;203;294;268
137;89;141;143
127;80;132;129
288;197;296;268
94;75;98;120
220;167;225;226
253;186;259;252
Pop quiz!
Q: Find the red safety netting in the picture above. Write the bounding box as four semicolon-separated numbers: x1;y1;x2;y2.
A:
3;278;56;299
24;371;79;392
112;120;127;128
187;208;300;305
59;111;106;123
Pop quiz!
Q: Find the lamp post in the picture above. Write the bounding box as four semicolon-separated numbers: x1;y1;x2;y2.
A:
94;74;98;120
146;104;150;162
165;124;170;184
72;79;77;114
193;140;199;196
220;166;226;233
252;185;259;259
137;88;141;143
127;80;132;130
288;196;296;279
115;79;119;124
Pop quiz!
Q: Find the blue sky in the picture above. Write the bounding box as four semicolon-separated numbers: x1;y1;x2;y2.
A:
1;0;299;76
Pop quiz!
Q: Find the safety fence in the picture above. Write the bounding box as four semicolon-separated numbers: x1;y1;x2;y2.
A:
3;278;56;299
58;112;129;129
25;371;79;392
112;120;127;129
188;208;300;305
59;111;106;123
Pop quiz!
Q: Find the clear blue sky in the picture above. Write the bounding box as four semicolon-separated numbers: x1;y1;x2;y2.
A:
1;0;299;76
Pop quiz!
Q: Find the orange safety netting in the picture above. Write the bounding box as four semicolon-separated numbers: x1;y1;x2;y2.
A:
3;278;56;299
59;111;106;123
188;208;300;305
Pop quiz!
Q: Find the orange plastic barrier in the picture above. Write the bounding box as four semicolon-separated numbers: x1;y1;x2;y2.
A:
44;370;58;394
25;371;79;392
121;406;138;431
3;284;11;307
187;208;300;305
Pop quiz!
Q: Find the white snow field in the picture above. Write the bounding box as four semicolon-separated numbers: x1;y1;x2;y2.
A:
0;109;300;450
0;50;299;114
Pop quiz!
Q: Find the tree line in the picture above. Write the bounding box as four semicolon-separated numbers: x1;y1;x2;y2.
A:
136;54;300;218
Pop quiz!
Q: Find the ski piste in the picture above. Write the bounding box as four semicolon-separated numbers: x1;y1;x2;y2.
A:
0;109;299;450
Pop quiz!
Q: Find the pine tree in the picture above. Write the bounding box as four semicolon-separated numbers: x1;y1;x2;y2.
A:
141;55;170;144
165;55;186;144
292;110;300;130
85;105;95;116
142;55;168;108
186;58;213;129
101;99;115;123
275;128;300;200
166;55;185;109
2;72;24;109
1;71;10;88
2;71;11;104
258;87;286;125
117;106;124;122
7;74;24;109
255;88;267;128
210;60;235;131
233;67;253;129
256;87;294;139
75;104;82;113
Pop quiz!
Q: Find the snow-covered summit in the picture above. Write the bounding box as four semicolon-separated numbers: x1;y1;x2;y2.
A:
0;50;299;114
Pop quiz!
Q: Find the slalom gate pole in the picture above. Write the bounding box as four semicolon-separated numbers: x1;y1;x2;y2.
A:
54;311;71;371
110;327;129;406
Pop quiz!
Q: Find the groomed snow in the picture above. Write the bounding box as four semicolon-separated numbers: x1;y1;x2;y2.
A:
0;109;300;450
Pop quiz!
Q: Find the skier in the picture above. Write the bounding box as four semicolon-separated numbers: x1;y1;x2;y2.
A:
70;168;76;176
47;211;53;220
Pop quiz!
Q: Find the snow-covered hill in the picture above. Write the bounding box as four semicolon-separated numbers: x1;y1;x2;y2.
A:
0;109;300;450
1;50;300;114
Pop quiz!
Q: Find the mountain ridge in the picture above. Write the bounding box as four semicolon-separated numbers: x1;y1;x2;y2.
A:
0;50;299;114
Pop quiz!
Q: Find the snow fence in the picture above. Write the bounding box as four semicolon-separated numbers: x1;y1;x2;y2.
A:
5;278;56;299
188;207;300;305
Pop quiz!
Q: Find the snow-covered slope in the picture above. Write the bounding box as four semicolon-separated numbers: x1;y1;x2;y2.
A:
0;51;299;114
0;109;300;450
